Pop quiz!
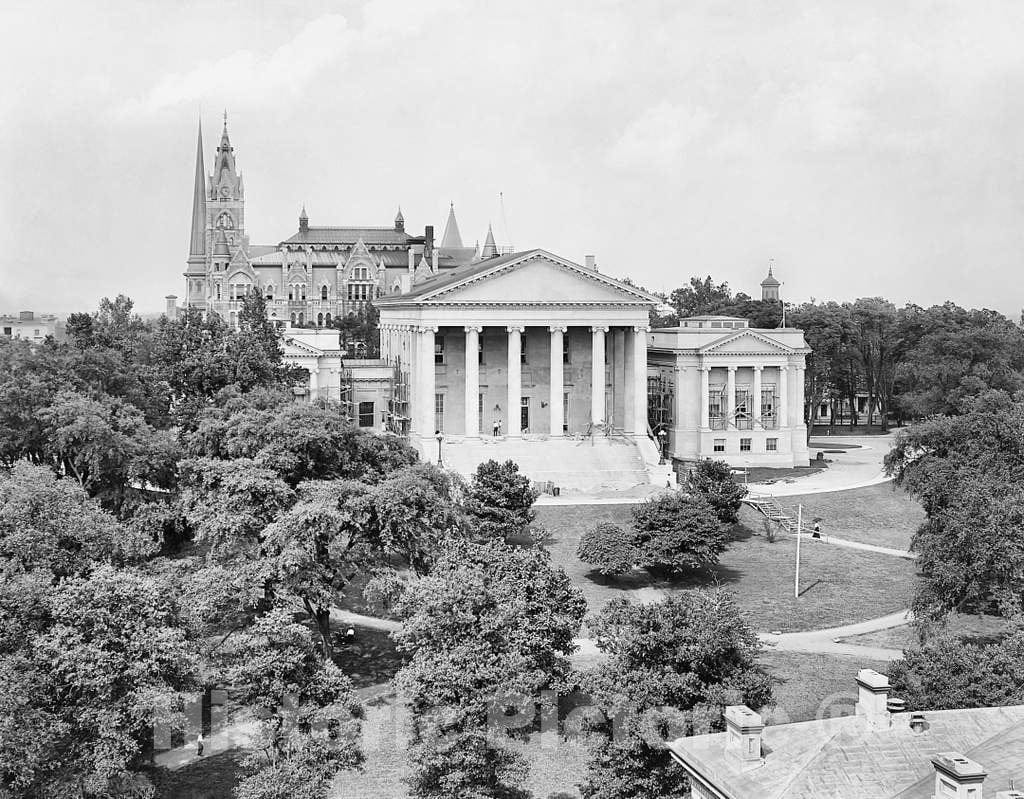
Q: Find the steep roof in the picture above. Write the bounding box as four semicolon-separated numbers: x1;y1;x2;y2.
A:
188;121;206;258
671;705;1024;799
440;203;463;248
761;266;780;287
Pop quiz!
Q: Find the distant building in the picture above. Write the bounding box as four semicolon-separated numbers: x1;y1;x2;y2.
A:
670;668;1024;799
647;315;810;468
1;311;61;343
760;265;780;302
181;116;480;328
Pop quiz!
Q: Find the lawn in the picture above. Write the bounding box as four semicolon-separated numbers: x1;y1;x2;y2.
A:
757;651;890;725
837;612;1009;651
760;482;924;551
536;502;919;633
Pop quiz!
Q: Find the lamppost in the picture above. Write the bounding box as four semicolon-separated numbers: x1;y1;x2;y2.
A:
657;428;667;465
435;430;444;467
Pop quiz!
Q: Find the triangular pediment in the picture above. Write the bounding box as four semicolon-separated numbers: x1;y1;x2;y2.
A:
421;251;657;305
343;238;374;268
283;337;324;357
701;329;795;355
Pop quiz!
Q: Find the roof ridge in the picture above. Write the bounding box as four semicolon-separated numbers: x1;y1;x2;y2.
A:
772;726;845;799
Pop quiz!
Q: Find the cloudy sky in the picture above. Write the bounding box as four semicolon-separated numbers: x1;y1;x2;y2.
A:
2;0;1024;316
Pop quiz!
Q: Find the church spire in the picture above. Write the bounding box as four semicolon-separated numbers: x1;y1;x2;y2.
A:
188;119;207;259
440;202;463;249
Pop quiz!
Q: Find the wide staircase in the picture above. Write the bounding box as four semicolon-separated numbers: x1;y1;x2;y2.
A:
426;434;663;492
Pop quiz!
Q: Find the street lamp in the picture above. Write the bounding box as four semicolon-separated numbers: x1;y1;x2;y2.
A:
434;430;444;467
657;428;667;465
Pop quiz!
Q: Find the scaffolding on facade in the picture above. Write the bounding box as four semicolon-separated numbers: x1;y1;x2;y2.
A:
339;365;355;424
386;356;411;436
648;373;674;433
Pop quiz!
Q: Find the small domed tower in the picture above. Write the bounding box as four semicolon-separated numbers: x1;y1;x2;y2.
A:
761;264;780;301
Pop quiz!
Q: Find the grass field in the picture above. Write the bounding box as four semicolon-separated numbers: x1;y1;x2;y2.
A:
766;482;924;551
536;501;919;633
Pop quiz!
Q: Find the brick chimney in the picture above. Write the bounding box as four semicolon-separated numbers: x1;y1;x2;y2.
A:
408;247;415;273
424;225;434;257
724;705;763;766
855;669;891;729
585;254;596;271
931;753;986;799
165;295;178;320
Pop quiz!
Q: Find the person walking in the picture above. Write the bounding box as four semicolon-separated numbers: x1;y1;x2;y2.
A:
492;417;501;437
196;732;204;758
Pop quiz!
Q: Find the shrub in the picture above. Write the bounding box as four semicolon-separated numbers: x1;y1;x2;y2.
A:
686;459;748;523
631;491;729;572
465;459;538;541
577;522;637;576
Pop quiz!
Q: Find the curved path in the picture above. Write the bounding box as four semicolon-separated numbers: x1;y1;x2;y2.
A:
748;433;896;498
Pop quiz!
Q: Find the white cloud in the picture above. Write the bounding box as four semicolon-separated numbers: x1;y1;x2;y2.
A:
606;102;714;169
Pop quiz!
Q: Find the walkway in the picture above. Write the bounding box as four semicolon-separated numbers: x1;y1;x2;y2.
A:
758;609;913;661
748;434;895;497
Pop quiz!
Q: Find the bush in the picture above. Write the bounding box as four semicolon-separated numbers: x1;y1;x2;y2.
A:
577;522;636;576
631;492;728;572
465;459;538;541
686;459;748;523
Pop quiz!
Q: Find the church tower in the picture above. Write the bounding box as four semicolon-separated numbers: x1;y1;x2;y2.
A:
206;113;245;260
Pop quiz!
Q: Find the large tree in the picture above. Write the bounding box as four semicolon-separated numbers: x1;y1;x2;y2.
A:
579;591;772;799
631;492;729;572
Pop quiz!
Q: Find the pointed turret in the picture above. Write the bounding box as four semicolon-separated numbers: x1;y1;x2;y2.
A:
440;202;463;249
188;120;207;259
761;262;781;301
481;224;498;258
212;111;240;200
299;205;309;234
394;206;405;232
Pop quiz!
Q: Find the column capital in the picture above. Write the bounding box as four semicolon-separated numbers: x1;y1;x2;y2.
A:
727;365;738;373
419;325;439;334
548;325;568;333
591;325;610;334
754;365;764;373
633;324;651;334
780;364;789;372
700;364;712;372
463;325;483;333
506;325;524;334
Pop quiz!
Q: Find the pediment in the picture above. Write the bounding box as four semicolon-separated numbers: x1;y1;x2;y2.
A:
424;252;657;305
283;337;323;357
701;329;795;355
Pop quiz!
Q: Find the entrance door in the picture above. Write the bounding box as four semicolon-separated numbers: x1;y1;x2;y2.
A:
520;397;530;432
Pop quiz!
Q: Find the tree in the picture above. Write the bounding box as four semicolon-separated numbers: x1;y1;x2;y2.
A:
577;523;636;576
685;460;747;523
394;540;585;798
886;393;1024;619
0;566;199;797
631;492;729;572
849;297;904;430
789;301;855;433
465;460;538;541
579;591;772;799
669;277;732;319
889;625;1024;711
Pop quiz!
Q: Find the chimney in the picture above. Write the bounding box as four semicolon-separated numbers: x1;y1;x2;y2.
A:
408;247;415;273
399;273;412;294
855;669;891;729
424;225;434;257
585;255;596;271
19;310;34;321
931;753;986;799
165;295;178;320
723;706;763;766
432;249;438;273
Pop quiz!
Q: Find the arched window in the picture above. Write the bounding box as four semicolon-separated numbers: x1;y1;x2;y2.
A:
215;284;221;300
321;285;328;300
298;312;305;325
265;284;274;300
215;212;234;229
229;311;236;328
288;286;294;301
317;313;324;327
301;285;307;301
290;312;296;325
352;266;369;281
325;313;332;326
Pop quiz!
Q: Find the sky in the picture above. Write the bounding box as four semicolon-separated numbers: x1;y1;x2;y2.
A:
2;0;1024;316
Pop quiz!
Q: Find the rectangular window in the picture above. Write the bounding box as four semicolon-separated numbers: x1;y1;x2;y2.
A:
478;392;484;431
434;393;444;433
563;334;570;364
735;389;751;429
434;337;445;365
520;396;530;432
709;389;726;430
563;391;570;433
713;438;726;453
766;438;778;452
358;401;374;428
740;438;751;452
521;333;528;364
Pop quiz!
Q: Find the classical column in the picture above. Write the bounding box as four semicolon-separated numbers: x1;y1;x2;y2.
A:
700;366;710;428
726;366;737;429
506;326;523;438
590;326;608;425
796;365;806;427
419;326;436;434
753;366;763;428
464;325;482;437
778;365;789;428
308;367;320;403
632;325;648;437
549;325;566;437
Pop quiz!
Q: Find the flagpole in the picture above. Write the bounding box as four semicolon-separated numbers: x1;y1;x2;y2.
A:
794;504;802;598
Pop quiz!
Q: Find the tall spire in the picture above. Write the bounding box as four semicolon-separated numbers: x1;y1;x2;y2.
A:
440;202;463;248
394;206;404;232
481;223;497;258
188;119;207;258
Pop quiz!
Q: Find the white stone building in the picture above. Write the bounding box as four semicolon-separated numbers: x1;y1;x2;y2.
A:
647;315;811;468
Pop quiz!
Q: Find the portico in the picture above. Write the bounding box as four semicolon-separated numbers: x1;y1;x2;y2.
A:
376;250;664;488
